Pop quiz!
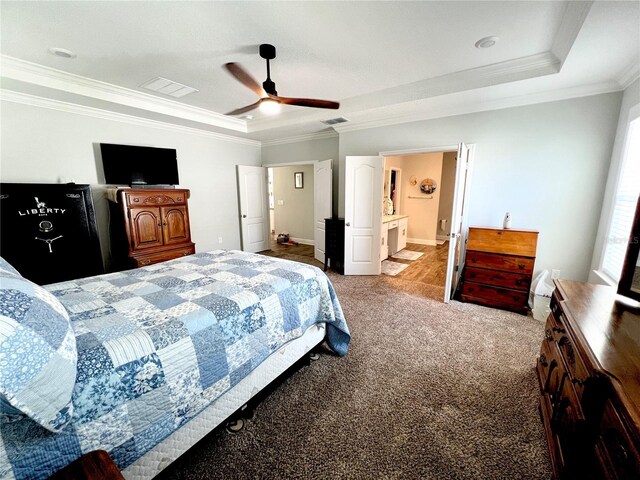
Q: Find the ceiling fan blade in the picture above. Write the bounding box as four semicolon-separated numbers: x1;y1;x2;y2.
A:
269;94;339;110
224;63;264;97
225;100;262;116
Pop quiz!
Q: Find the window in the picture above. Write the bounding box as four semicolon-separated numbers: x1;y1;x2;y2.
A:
601;117;640;281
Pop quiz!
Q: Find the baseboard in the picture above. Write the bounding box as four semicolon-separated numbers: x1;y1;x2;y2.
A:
290;237;315;246
407;237;437;246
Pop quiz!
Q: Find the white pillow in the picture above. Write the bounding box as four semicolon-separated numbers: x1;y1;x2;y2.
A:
0;258;77;432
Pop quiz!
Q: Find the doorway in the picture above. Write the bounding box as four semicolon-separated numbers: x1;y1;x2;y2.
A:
267;164;316;260
344;143;474;303
380;151;456;290
237;160;332;265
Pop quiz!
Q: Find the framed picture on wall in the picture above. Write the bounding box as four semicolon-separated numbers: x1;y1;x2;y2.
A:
294;172;304;189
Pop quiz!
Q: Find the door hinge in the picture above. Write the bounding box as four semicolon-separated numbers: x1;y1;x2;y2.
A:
454;265;459;272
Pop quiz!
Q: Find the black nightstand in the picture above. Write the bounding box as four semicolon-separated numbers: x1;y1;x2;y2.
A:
324;217;344;274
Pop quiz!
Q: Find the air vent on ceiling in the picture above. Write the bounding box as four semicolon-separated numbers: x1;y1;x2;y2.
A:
321;117;349;126
140;77;198;98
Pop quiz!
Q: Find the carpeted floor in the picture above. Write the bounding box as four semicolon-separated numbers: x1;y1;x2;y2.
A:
157;253;551;480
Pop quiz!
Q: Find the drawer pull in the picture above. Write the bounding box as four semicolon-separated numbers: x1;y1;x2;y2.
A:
571;377;585;387
140;259;151;265
134;198;139;203
539;354;548;367
512;295;521;301
545;329;553;342
613;443;628;462
472;258;479;263
518;264;525;270
515;279;523;286
552;326;565;334
469;273;476;278
183;251;190;256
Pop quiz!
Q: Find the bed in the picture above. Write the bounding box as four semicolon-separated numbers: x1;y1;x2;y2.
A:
0;250;349;480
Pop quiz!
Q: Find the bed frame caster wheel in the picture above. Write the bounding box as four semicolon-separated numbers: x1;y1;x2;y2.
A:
225;418;246;433
309;352;320;361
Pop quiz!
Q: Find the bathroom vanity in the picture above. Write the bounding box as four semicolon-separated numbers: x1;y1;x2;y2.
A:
381;214;409;260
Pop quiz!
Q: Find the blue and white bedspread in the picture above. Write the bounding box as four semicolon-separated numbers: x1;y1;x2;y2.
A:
0;250;349;479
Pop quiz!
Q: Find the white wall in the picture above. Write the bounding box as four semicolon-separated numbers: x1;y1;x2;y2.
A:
262;135;339;216
339;93;622;281
0;101;261;270
272;164;314;242
589;78;640;284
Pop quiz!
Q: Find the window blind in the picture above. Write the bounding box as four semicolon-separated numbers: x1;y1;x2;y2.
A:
602;118;640;281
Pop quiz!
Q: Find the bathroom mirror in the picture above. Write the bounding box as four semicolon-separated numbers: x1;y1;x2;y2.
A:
618;197;640;302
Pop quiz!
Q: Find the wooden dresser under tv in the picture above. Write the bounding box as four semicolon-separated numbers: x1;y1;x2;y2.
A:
537;280;639;479
110;188;195;268
460;226;538;314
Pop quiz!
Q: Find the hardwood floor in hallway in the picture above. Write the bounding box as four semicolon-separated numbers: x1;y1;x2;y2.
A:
386;242;449;286
260;239;450;302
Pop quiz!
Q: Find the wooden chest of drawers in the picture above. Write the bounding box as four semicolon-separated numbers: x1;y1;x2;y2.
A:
537;281;640;479
460;226;538;314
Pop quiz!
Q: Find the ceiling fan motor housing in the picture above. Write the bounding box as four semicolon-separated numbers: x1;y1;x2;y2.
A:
260;44;278;95
259;44;276;60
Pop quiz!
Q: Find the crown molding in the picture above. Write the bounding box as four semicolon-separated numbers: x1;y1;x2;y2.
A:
248;51;561;133
0;89;261;147
332;81;620;134
551;1;594;67
260;130;338;147
617;61;640;90
0;54;248;133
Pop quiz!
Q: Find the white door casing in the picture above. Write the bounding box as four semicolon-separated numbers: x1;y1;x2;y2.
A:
314;159;333;263
344;156;383;275
237;165;269;253
444;143;474;303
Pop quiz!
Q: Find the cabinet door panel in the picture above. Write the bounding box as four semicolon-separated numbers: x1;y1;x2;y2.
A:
161;206;190;245
130;207;163;250
398;218;408;251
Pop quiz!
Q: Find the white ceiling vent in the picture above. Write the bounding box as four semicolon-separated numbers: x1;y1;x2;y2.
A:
140;77;198;98
321;117;349;126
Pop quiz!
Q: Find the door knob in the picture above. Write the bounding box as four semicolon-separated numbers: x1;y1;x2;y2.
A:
242;214;247;218
345;222;350;226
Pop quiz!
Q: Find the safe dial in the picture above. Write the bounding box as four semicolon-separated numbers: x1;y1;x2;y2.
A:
39;220;53;232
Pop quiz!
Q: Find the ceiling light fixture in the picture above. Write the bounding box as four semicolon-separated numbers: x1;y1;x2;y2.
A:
48;47;76;58
475;36;499;49
259;98;281;115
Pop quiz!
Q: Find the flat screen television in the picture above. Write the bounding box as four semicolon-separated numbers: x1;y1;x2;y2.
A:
100;143;179;186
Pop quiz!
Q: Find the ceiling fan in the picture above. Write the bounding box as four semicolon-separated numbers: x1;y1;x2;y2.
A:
224;44;340;116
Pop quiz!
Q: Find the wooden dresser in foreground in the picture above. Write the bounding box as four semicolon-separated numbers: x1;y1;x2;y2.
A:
110;188;195;268
537;280;639;479
460;226;538;314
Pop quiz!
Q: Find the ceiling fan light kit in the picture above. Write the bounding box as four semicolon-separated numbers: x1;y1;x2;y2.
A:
259;98;281;115
224;44;340;116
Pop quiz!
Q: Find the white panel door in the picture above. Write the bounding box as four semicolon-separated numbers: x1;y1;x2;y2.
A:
344;156;383;275
237;165;269;253
314;159;333;263
444;143;474;303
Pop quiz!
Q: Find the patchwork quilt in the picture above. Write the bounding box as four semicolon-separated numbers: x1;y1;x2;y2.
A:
0;250;349;480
